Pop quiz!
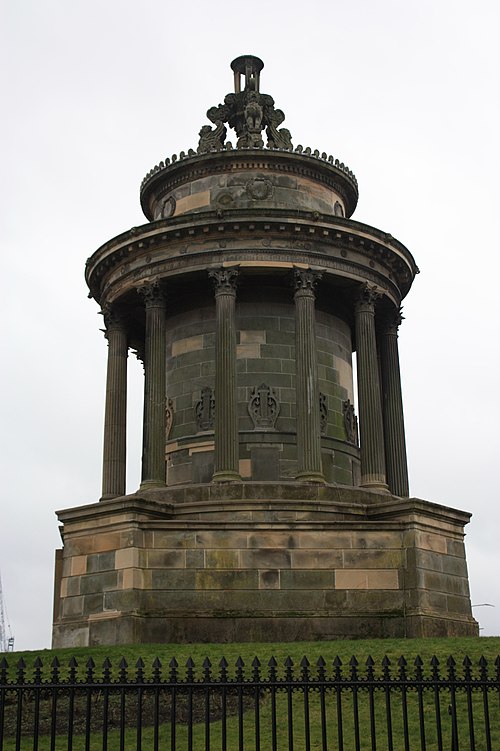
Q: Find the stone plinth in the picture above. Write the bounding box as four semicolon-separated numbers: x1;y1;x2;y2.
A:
52;483;478;647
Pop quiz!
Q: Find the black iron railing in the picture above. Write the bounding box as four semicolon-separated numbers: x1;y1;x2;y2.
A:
0;654;499;750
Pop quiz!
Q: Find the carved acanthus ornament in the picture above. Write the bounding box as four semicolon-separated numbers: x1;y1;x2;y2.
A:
100;304;125;332
137;281;166;308
354;283;383;313
197;57;293;152
380;308;404;337
209;267;239;294
293;268;322;295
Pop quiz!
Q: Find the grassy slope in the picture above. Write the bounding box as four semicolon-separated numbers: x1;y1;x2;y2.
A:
2;638;500;750
5;636;500;678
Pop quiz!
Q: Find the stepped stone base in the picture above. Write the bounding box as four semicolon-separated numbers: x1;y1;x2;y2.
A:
52;483;478;648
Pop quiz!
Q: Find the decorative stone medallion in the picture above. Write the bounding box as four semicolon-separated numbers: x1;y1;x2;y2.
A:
246;178;274;201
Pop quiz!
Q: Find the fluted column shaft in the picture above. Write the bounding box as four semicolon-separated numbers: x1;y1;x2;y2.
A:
139;283;166;489
379;313;409;497
294;269;324;482
101;307;127;500
210;268;240;482
354;285;388;490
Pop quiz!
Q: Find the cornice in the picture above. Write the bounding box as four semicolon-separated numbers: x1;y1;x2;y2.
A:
85;212;418;307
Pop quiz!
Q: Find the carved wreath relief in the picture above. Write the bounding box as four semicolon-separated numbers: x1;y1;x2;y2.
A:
248;383;280;429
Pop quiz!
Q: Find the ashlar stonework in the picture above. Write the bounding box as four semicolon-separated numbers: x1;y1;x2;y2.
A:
52;56;478;647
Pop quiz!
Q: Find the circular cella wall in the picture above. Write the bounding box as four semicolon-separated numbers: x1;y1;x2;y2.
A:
165;278;359;487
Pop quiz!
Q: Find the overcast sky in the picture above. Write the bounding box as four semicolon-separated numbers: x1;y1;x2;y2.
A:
1;0;499;650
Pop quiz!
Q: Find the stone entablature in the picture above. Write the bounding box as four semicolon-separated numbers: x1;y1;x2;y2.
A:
85;214;418;308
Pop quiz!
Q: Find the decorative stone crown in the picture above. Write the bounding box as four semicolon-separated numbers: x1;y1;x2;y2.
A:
140;56;357;193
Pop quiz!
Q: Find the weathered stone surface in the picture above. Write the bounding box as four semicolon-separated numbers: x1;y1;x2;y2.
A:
53;58;477;647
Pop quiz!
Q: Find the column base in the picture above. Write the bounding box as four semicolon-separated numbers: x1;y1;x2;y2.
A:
295;471;325;483
361;480;390;493
212;471;241;483
140;480;166;491
100;493;121;502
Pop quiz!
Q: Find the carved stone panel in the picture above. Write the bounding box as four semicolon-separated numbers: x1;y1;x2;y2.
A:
319;392;328;435
248;383;280;430
165;398;174;440
343;399;359;445
195;387;215;431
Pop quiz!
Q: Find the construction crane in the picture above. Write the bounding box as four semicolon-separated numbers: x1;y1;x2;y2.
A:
0;570;14;652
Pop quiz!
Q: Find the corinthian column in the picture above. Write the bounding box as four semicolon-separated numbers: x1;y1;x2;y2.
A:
294;268;324;482
354;284;388;490
209;267;240;482
101;305;127;500
138;282;166;489
378;310;409;497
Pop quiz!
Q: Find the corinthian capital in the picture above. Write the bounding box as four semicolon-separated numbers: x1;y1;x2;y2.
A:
137;280;166;308
380;307;404;336
209;267;239;294
354;283;383;313
100;304;125;331
293;268;322;294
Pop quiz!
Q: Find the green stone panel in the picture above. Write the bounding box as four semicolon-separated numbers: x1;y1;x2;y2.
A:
80;572;118;595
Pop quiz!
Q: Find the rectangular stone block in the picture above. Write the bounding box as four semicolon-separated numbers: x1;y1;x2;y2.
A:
195;570;259;590
415;531;448;554
335;569;399;590
175;191;210;214
171;335;204;356
186;550;204;568
205;550;241;569
298;531;353;549
280;570;334;590
240;548;292;569
195;531;249;549
259;570;280;589
248;532;298;549
343;549;402;569
62;596;84;617
418;569;469;596
290;550;343;569
237;343;261;358
153;531;196;549
241;329;267;342
147;550;187;569
70;555;87;576
151;569;196;590
350;531;401;549
86;551;116;574
80;571;118;595
115;548;140;570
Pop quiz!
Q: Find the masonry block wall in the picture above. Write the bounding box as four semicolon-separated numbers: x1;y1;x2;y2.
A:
53;488;478;647
165;284;360;487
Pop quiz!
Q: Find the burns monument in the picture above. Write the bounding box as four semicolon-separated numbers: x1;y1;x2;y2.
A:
52;56;477;646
